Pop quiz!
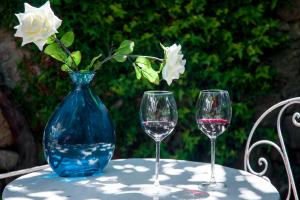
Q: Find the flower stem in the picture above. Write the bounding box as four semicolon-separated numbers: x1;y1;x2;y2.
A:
53;37;77;71
93;54;115;70
129;55;163;62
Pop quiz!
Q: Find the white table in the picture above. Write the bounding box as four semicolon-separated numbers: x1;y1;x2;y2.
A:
3;159;280;200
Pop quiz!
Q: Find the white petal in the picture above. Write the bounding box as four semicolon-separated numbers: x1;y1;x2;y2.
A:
24;3;37;12
53;16;62;30
21;37;33;46
15;13;24;23
14;25;20;30
40;1;51;11
33;39;47;51
161;43;186;86
14;28;23;37
165;77;172;85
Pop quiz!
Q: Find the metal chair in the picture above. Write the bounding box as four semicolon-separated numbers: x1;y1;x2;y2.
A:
244;97;299;200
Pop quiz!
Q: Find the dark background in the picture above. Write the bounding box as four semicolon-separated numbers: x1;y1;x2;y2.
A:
0;0;300;198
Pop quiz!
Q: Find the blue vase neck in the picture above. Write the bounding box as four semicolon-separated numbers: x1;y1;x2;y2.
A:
69;71;95;88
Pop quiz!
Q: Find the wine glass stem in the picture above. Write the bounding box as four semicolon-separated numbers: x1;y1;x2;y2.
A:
210;138;216;184
154;141;161;186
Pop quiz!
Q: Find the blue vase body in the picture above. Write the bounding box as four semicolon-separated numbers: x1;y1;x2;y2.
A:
43;72;115;177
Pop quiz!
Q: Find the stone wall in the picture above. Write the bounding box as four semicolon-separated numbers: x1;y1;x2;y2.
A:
0;29;37;191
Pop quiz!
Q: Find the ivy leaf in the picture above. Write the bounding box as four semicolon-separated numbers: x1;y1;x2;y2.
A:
60;31;74;47
135;57;159;84
133;63;141;79
113;40;134;62
44;43;67;62
87;53;102;70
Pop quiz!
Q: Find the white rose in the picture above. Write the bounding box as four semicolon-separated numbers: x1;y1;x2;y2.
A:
162;44;186;85
14;1;62;51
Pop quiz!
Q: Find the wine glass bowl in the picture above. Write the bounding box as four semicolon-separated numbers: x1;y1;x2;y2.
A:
142;120;176;142
196;118;230;139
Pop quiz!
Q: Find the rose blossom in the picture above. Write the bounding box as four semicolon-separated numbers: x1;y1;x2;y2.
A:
14;1;62;51
162;44;186;85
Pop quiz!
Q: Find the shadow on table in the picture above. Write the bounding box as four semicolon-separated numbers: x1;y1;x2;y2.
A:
3;159;279;200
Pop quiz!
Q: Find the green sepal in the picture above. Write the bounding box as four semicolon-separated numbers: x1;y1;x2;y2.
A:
160;43;167;51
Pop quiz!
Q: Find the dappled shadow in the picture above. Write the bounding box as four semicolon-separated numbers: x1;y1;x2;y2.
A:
3;159;279;199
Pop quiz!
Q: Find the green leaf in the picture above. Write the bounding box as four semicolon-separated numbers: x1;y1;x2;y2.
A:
142;68;159;84
135;56;151;69
44;43;67;62
64;51;81;69
87;54;102;70
135;57;159;84
117;40;134;54
71;51;81;65
60;31;74;47
133;63;141;79
61;64;71;72
46;35;55;44
114;54;127;62
113;40;134;62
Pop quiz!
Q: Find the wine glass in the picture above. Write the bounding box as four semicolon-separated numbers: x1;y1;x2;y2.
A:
196;89;232;190
140;91;178;189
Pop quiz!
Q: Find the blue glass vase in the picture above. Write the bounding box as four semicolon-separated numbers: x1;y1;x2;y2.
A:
43;71;115;177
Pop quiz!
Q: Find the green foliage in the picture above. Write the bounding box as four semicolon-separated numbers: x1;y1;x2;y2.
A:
2;0;286;165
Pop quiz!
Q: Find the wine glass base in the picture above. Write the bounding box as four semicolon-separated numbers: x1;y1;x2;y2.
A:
198;181;227;191
140;185;174;197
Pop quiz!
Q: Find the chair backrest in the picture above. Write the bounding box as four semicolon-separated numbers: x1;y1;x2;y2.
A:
244;97;299;200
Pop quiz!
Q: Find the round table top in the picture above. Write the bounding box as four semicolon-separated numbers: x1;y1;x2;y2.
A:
3;158;280;200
